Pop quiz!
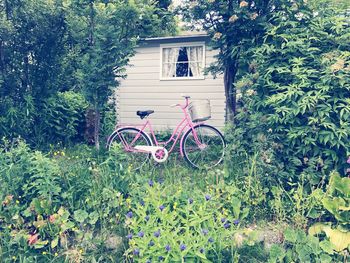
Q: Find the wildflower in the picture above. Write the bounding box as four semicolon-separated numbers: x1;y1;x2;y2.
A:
165;244;171;252
126;211;133;218
202;229;209;235
49;215;56;223
2;195;13;206
15;200;19;204
140;200;145;206
159;205;165;211
199;248;205;254
346;168;350;174
229;15;239;23
250;12;258;20
138;231;144;238
224;222;231;229
146;259;151;263
173;202;177;209
347;157;350;164
213;32;222;40
239;1;248;7
221;218;226;223
127;233;133;240
79;249;83;254
158;256;164;261
246;89;255;96
205;194;211;201
145;215;150;221
12;256;16;260
208;237;214;243
154;229;161;238
133;248;140;256
148;180;154;187
180;243;186;251
28;234;39;245
42;251;47;255
148;240;155;246
188;198;193;204
54;252;58;257
234;219;240;225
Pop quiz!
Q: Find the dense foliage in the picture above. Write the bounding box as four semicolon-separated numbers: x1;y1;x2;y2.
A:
0;0;350;262
0;0;176;147
228;0;350;182
0;142;349;262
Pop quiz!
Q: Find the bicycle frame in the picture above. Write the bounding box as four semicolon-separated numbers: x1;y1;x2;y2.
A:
114;97;204;157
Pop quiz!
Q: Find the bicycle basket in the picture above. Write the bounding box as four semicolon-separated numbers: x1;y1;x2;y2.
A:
188;100;211;122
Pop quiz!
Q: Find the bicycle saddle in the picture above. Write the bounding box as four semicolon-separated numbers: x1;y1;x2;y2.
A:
136;110;154;119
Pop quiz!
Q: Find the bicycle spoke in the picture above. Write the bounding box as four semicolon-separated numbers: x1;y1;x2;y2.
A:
183;125;225;169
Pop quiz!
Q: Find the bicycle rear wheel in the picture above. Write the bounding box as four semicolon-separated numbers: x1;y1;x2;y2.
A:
182;124;225;169
107;127;152;171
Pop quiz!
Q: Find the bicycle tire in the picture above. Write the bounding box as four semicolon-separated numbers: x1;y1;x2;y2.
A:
182;124;225;169
107;127;152;171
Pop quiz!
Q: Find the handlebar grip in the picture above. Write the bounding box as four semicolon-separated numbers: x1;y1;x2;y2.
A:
181;94;191;99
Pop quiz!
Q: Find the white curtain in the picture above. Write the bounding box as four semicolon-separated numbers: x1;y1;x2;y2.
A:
162;48;180;78
187;46;203;77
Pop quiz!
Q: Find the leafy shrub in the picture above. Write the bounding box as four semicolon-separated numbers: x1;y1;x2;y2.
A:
42;91;88;144
125;180;249;262
249;6;350;178
269;227;346;263
0;95;36;140
0;141;129;261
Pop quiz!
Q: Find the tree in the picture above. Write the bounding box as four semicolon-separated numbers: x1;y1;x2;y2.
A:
67;0;177;149
180;0;298;122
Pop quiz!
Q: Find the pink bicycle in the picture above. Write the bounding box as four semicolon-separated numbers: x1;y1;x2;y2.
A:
107;96;225;170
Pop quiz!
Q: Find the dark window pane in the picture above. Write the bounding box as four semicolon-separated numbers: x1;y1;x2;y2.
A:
177;47;189;62
176;62;189;77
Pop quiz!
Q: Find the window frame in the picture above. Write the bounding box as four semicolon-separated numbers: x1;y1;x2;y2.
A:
159;42;206;81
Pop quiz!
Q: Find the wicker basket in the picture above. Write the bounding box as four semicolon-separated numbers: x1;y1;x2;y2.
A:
188;100;211;122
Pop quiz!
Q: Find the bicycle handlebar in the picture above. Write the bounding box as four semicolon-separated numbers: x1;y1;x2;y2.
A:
169;96;190;109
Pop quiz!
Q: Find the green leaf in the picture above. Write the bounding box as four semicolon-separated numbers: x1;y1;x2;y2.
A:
51;237;59;249
269;244;285;261
284;228;297;243
319;240;334;255
74;209;89;223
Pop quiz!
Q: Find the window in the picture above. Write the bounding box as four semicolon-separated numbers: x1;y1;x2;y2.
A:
161;44;205;79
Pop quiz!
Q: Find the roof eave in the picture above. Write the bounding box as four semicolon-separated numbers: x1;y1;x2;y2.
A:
142;34;208;42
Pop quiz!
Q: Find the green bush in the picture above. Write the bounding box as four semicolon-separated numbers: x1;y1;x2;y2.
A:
42;91;88;144
232;5;350;183
0;141;129;261
125;180;250;262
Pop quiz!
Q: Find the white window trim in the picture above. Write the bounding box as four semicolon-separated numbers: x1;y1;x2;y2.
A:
159;42;206;81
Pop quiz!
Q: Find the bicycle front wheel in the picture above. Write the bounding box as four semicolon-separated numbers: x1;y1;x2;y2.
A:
107;127;152;171
182;124;225;169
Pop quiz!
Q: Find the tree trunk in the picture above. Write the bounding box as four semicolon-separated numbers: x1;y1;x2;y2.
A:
94;108;100;150
224;57;239;123
224;65;235;122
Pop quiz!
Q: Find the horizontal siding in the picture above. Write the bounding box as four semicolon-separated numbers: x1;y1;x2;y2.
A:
116;40;225;131
118;105;224;113
118;92;224;100
117;99;224;107
119;78;223;87
118;86;224;93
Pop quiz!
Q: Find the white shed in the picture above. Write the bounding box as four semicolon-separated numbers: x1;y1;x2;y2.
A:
115;32;226;131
